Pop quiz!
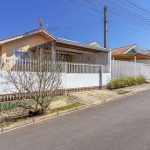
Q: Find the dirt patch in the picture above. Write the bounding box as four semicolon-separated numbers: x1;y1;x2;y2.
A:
65;90;120;104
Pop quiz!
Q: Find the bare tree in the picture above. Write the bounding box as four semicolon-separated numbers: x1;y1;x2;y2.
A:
0;46;65;115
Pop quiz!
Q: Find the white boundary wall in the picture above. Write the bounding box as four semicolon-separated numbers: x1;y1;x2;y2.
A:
102;73;111;86
66;74;100;89
0;72;111;94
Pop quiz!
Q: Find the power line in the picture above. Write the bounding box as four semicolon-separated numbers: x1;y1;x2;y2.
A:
124;0;150;15
71;0;148;29
70;0;103;14
84;0;150;30
117;0;150;16
52;22;102;30
78;23;100;40
50;0;102;19
90;0;150;25
109;20;150;35
50;0;150;37
51;0;150;30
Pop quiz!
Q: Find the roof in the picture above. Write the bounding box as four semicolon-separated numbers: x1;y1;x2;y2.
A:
0;28;110;53
87;41;102;47
143;50;150;55
0;28;56;45
30;38;110;53
111;44;136;55
56;38;110;52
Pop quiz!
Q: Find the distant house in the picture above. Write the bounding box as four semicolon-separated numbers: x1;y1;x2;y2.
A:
111;44;150;62
143;50;150;56
87;41;102;47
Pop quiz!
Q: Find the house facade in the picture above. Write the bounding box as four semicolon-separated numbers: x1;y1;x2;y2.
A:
0;28;111;94
0;28;111;66
0;29;55;59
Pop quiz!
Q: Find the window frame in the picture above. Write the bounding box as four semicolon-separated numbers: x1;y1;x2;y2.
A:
13;50;30;65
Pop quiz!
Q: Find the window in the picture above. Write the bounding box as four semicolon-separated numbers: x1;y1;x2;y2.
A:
14;50;30;65
14;51;29;59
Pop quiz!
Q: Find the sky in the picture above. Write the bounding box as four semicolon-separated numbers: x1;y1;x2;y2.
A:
0;0;150;50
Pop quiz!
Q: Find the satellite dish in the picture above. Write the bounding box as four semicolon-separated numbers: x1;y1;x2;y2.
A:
38;18;44;28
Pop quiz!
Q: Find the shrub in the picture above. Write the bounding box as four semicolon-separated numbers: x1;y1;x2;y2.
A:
108;75;146;90
136;75;146;84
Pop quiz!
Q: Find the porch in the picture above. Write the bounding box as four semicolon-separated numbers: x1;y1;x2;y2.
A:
0;39;111;94
30;38;111;67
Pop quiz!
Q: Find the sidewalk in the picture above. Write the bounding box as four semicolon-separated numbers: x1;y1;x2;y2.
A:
52;82;150;107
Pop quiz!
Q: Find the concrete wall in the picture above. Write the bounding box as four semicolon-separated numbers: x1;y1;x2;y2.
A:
0;72;66;94
0;72;111;94
102;73;111;86
66;74;100;88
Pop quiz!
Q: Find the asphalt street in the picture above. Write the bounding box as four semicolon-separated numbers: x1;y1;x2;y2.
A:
1;90;150;150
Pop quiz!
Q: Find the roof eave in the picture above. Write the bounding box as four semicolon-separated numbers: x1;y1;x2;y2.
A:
0;28;56;45
56;38;111;52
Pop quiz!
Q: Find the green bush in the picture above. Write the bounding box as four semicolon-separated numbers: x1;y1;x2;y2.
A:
108;75;146;90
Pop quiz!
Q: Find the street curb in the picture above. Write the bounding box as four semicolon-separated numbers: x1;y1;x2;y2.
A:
0;88;149;133
33;112;58;123
2;119;34;133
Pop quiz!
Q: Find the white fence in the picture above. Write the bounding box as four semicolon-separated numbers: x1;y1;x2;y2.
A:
143;64;150;79
112;60;150;79
0;58;110;74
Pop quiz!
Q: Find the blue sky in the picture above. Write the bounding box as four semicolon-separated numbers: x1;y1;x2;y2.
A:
0;0;150;50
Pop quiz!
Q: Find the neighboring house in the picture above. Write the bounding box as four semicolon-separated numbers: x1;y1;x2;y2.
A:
111;44;150;62
143;50;150;56
0;28;111;93
87;41;102;47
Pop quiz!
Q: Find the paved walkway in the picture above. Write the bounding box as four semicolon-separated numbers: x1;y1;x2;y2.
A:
1;90;150;150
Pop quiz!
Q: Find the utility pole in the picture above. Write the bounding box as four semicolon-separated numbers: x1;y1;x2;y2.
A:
104;6;108;48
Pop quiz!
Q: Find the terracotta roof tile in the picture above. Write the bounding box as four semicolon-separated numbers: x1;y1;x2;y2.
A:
111;44;135;55
143;50;150;55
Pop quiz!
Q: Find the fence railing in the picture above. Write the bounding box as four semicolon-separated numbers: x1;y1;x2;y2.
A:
67;63;102;73
111;60;150;79
0;58;109;74
143;64;150;79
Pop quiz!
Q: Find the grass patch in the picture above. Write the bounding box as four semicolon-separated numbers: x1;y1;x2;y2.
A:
0;95;66;111
0;116;28;128
117;90;130;95
108;75;146;90
48;102;81;114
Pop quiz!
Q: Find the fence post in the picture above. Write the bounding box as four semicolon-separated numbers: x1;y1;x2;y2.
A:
134;56;137;76
64;62;67;95
100;65;103;90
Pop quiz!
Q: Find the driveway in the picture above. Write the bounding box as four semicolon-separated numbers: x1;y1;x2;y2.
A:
1;90;150;150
